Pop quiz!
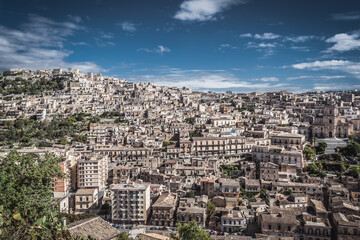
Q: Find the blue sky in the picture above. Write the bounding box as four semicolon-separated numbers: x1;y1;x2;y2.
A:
0;0;360;92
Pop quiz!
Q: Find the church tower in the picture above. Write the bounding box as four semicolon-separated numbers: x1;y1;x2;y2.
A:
323;104;338;138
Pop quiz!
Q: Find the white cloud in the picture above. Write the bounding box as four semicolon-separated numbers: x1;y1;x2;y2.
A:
254;33;280;40
127;68;287;92
240;33;252;38
67;15;82;23
258;77;279;82
99;32;114;39
257;43;276;48
313;82;360;91
0;14;103;73
290;46;310;51
95;32;115;47
174;0;245;21
120;21;137;32
287;75;346;80
242;33;318;54
247;42;277;48
285;35;316;43
326;33;360;51
292;60;349;69
240;33;319;55
157;45;171;54
242;33;318;43
246;42;277;58
218;43;239;51
137;45;171;55
292;60;360;78
332;12;360;21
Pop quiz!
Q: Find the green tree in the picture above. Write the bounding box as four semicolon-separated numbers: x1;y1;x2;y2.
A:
342;140;360;157
260;188;267;199
98;202;111;218
303;146;316;160
0;151;71;239
72;134;87;144
59;136;68;145
172;221;211;240
346;165;360;178
332;153;344;162
206;201;215;216
117;232;133;240
284;189;292;196
184;191;195;198
295;178;303;183
315;142;328;155
307;163;320;175
162;141;173;147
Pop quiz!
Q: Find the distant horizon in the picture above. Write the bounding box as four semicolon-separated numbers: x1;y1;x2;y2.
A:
1;0;360;92
3;67;360;95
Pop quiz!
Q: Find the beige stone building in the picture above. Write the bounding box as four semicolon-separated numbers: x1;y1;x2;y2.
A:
150;192;177;227
259;210;300;238
312;104;351;138
176;195;208;227
299;199;331;240
271;132;306;150
192;136;252;155
252;145;305;169
332;212;360;239
74;188;99;214
259;162;279;182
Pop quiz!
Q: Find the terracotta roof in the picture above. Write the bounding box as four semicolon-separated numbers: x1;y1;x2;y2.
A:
153;193;177;208
68;217;119;240
137;233;170;240
75;188;97;195
200;178;215;183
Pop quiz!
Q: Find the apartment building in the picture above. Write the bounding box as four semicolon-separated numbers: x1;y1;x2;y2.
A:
77;154;108;190
110;183;151;225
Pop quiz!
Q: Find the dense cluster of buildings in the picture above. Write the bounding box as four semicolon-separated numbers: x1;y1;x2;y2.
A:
1;68;360;239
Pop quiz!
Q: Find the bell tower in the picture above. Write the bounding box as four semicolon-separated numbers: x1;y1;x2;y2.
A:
323;104;337;138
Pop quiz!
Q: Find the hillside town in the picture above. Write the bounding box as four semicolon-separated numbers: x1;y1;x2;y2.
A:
1;67;360;240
